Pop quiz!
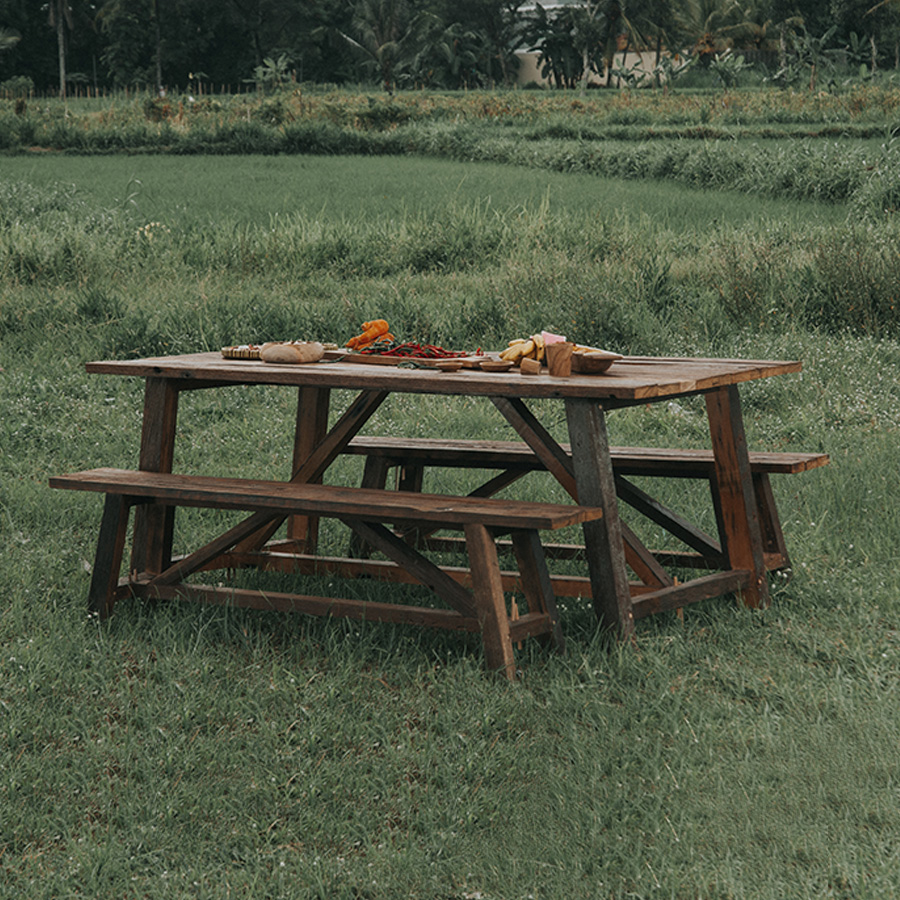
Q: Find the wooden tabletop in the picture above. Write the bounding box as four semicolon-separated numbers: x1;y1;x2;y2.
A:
85;352;801;402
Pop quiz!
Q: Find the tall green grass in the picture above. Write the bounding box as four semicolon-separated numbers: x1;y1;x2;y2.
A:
3;153;900;898
4;88;900;217
0;157;897;359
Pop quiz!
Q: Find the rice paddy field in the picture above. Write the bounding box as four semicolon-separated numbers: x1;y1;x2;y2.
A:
2;89;900;899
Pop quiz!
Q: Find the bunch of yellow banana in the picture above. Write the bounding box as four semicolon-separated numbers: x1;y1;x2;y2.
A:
498;333;546;365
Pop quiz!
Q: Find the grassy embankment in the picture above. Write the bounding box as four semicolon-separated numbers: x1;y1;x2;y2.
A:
2;94;900;898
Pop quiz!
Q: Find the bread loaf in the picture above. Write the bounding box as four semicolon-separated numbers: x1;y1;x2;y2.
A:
260;341;325;364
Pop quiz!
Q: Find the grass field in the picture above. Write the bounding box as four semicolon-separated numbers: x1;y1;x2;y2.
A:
3;121;900;899
0;152;852;231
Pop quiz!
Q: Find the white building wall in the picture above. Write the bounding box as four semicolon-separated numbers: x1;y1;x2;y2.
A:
515;50;664;87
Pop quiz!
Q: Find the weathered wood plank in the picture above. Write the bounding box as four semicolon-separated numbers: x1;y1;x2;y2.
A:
632;570;752;619
138;580;551;640
133;581;482;630
619;519;674;589
84;353;803;403
50;469;603;531
343;435;829;476
490;396;578;498
343;519;478;618
206;549;593;597
614;475;723;560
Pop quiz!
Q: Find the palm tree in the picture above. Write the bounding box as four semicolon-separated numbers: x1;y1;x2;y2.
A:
340;0;426;93
626;0;679;72
0;27;21;52
578;0;625;93
673;0;743;59
48;0;74;100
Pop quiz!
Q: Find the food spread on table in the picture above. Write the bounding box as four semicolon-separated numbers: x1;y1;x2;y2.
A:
354;339;471;360
220;320;622;374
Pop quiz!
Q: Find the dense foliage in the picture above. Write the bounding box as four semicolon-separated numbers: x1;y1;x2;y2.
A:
2;0;900;97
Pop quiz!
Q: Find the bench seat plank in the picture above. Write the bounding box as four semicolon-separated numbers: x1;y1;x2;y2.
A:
344;435;829;475
50;468;601;532
342;436;828;578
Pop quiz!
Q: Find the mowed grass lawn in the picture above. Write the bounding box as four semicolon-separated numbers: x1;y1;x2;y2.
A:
2;151;899;899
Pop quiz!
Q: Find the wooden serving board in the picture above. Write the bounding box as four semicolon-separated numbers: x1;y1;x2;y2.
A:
221;347;487;367
324;350;480;367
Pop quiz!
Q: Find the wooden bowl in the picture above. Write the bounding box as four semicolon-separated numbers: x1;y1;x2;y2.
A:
479;359;514;372
571;350;622;375
434;359;465;371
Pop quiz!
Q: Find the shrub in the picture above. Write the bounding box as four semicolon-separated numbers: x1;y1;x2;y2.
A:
0;75;34;99
806;224;900;335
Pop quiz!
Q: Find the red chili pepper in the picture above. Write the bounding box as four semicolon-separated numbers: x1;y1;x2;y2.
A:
360;340;466;359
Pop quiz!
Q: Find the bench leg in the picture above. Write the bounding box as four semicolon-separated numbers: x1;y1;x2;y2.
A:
89;494;131;619
464;523;517;680
754;472;791;569
348;456;393;558
511;530;565;654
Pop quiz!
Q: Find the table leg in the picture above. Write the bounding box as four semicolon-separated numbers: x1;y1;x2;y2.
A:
565;399;635;640
705;385;770;609
287;386;331;551
132;377;179;576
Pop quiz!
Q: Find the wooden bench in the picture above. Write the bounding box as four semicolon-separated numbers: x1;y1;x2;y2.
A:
50;468;605;679
343;436;829;574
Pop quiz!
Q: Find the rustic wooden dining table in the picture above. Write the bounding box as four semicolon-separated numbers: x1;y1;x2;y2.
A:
74;351;806;642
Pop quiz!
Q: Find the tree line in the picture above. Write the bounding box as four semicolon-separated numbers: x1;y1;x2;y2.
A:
1;0;899;99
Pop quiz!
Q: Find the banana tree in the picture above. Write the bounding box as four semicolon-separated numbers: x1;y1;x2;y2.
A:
523;4;583;88
524;0;623;91
788;25;840;90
